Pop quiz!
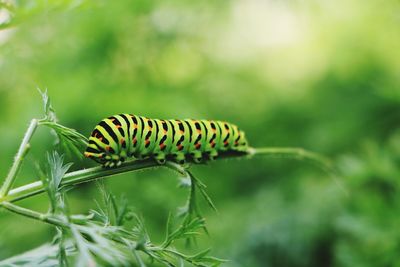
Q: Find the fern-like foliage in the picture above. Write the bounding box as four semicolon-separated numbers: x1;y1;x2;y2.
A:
37;89;88;159
0;90;225;266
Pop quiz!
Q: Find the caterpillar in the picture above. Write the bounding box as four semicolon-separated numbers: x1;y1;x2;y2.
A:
84;114;249;167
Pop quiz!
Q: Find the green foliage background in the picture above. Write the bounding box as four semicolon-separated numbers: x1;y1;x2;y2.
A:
0;0;399;266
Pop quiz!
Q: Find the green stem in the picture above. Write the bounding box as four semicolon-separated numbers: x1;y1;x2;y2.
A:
249;147;334;170
250;147;347;194
133;250;146;267
0;147;338;205
0;119;38;197
1;201;68;227
1;158;162;204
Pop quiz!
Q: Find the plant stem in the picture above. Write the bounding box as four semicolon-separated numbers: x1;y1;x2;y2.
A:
133;251;146;267
249;147;334;170
0;119;38;198
1;158;161;204
0;147;337;205
1;201;68;227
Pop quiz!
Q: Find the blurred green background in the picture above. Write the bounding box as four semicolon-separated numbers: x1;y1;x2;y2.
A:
1;0;400;266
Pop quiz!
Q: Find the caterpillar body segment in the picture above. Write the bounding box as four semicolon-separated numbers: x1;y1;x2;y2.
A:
84;114;249;167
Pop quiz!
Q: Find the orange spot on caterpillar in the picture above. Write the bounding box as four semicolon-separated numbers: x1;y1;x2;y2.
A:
84;152;91;158
160;143;166;150
195;143;201;149
145;140;150;145
177;144;184;151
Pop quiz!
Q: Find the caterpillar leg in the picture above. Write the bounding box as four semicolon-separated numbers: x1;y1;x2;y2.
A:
102;154;125;168
128;152;138;160
153;153;167;164
173;152;186;165
104;160;122;168
104;161;111;168
191;151;203;163
208;150;218;160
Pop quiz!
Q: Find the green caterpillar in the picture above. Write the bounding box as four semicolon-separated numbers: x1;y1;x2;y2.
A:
84;114;249;167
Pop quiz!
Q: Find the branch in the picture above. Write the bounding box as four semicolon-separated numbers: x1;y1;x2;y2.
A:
0;147;338;206
1;158;161;204
1;201;68;227
0;119;38;197
248;147;334;171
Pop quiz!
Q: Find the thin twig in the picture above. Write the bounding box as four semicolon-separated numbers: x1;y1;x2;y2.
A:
249;147;348;195
0;151;245;204
1;201;68;227
0;119;38;197
1;159;160;204
249;147;332;165
0;147;342;205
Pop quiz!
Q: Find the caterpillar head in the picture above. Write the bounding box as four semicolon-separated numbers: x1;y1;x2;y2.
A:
84;137;124;167
84;144;107;165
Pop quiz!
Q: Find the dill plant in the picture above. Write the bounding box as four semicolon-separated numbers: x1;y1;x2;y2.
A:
0;91;335;266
